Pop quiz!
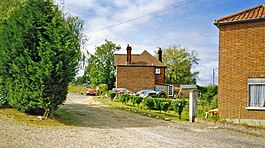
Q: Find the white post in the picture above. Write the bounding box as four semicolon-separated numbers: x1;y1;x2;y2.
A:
189;90;197;122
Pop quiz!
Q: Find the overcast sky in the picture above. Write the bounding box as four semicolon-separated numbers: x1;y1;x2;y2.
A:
55;0;264;86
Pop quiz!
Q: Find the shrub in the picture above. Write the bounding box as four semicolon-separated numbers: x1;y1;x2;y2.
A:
130;96;136;106
108;91;116;100
119;94;130;105
144;98;155;111
160;102;170;114
96;84;108;95
210;95;218;109
153;98;167;112
172;98;186;119
197;99;207;112
134;96;143;108
209;115;218;121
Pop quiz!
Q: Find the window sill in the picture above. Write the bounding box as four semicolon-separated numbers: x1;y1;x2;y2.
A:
246;107;265;111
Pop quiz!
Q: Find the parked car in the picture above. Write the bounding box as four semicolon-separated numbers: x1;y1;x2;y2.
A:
112;88;135;95
86;88;96;96
136;89;167;98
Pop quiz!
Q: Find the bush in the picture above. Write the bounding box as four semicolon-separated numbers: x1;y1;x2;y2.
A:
108;91;116;100
153;98;167;112
144;98;155;111
210;115;218;121
96;84;108;95
160;102;170;114
210;95;218;109
119;94;130;105
134;96;143;108
172;98;186;119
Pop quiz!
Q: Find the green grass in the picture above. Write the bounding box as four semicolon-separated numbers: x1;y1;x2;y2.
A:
0;107;64;126
0;107;81;126
68;85;87;94
54;108;80;126
97;97;190;121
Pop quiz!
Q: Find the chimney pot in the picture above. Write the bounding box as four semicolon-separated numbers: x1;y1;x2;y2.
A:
126;44;132;64
158;47;162;62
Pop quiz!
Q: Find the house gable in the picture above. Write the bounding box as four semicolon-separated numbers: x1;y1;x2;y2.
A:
216;4;265;126
114;46;166;92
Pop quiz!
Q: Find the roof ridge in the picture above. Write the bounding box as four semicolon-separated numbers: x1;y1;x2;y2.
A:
114;53;141;55
216;4;265;23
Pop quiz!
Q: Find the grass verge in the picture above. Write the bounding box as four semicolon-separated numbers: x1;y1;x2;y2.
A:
0;107;63;126
0;106;80;127
96;97;190;121
68;85;87;94
54;108;80;126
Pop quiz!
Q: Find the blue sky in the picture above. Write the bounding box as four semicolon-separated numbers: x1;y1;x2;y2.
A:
55;0;264;86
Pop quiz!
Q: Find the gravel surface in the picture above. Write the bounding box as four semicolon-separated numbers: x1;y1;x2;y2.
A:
1;93;265;148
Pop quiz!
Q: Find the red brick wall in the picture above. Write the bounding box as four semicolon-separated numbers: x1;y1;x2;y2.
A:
155;67;165;85
116;66;155;92
218;21;265;120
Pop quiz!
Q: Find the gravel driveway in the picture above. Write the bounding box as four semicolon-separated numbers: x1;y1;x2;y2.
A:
1;93;265;148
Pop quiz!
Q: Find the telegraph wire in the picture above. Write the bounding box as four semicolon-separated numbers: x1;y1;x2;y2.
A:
86;0;200;34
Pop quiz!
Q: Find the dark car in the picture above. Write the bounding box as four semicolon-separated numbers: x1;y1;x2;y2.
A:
86;88;96;95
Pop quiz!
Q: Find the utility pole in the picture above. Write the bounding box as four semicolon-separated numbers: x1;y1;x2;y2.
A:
212;68;218;86
213;69;215;85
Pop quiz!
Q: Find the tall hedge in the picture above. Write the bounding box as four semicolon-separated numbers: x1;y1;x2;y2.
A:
0;0;84;117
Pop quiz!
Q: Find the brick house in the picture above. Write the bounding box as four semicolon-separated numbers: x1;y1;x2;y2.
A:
114;45;173;96
215;4;265;126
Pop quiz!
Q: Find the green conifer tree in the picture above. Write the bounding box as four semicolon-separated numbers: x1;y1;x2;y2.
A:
0;0;84;117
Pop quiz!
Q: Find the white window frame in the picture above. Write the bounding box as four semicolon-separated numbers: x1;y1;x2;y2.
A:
155;68;161;74
246;78;265;110
168;85;174;97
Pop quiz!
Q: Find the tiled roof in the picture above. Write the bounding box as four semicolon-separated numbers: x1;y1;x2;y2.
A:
114;50;166;67
216;4;265;24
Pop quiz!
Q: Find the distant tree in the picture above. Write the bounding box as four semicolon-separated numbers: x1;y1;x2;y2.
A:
199;85;218;106
162;46;199;84
71;76;88;86
85;40;120;89
0;0;84;117
210;94;218;109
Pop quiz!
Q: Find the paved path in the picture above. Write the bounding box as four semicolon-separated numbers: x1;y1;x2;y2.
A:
0;93;265;148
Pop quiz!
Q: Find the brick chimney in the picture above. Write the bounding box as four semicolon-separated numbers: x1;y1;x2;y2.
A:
158;47;162;62
126;44;132;65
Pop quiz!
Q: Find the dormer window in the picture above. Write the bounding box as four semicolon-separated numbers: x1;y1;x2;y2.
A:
155;68;161;74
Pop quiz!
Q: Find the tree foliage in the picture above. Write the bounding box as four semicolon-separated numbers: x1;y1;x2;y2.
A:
0;0;26;23
0;0;84;117
85;40;120;89
199;85;218;106
162;46;199;84
71;76;88;86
